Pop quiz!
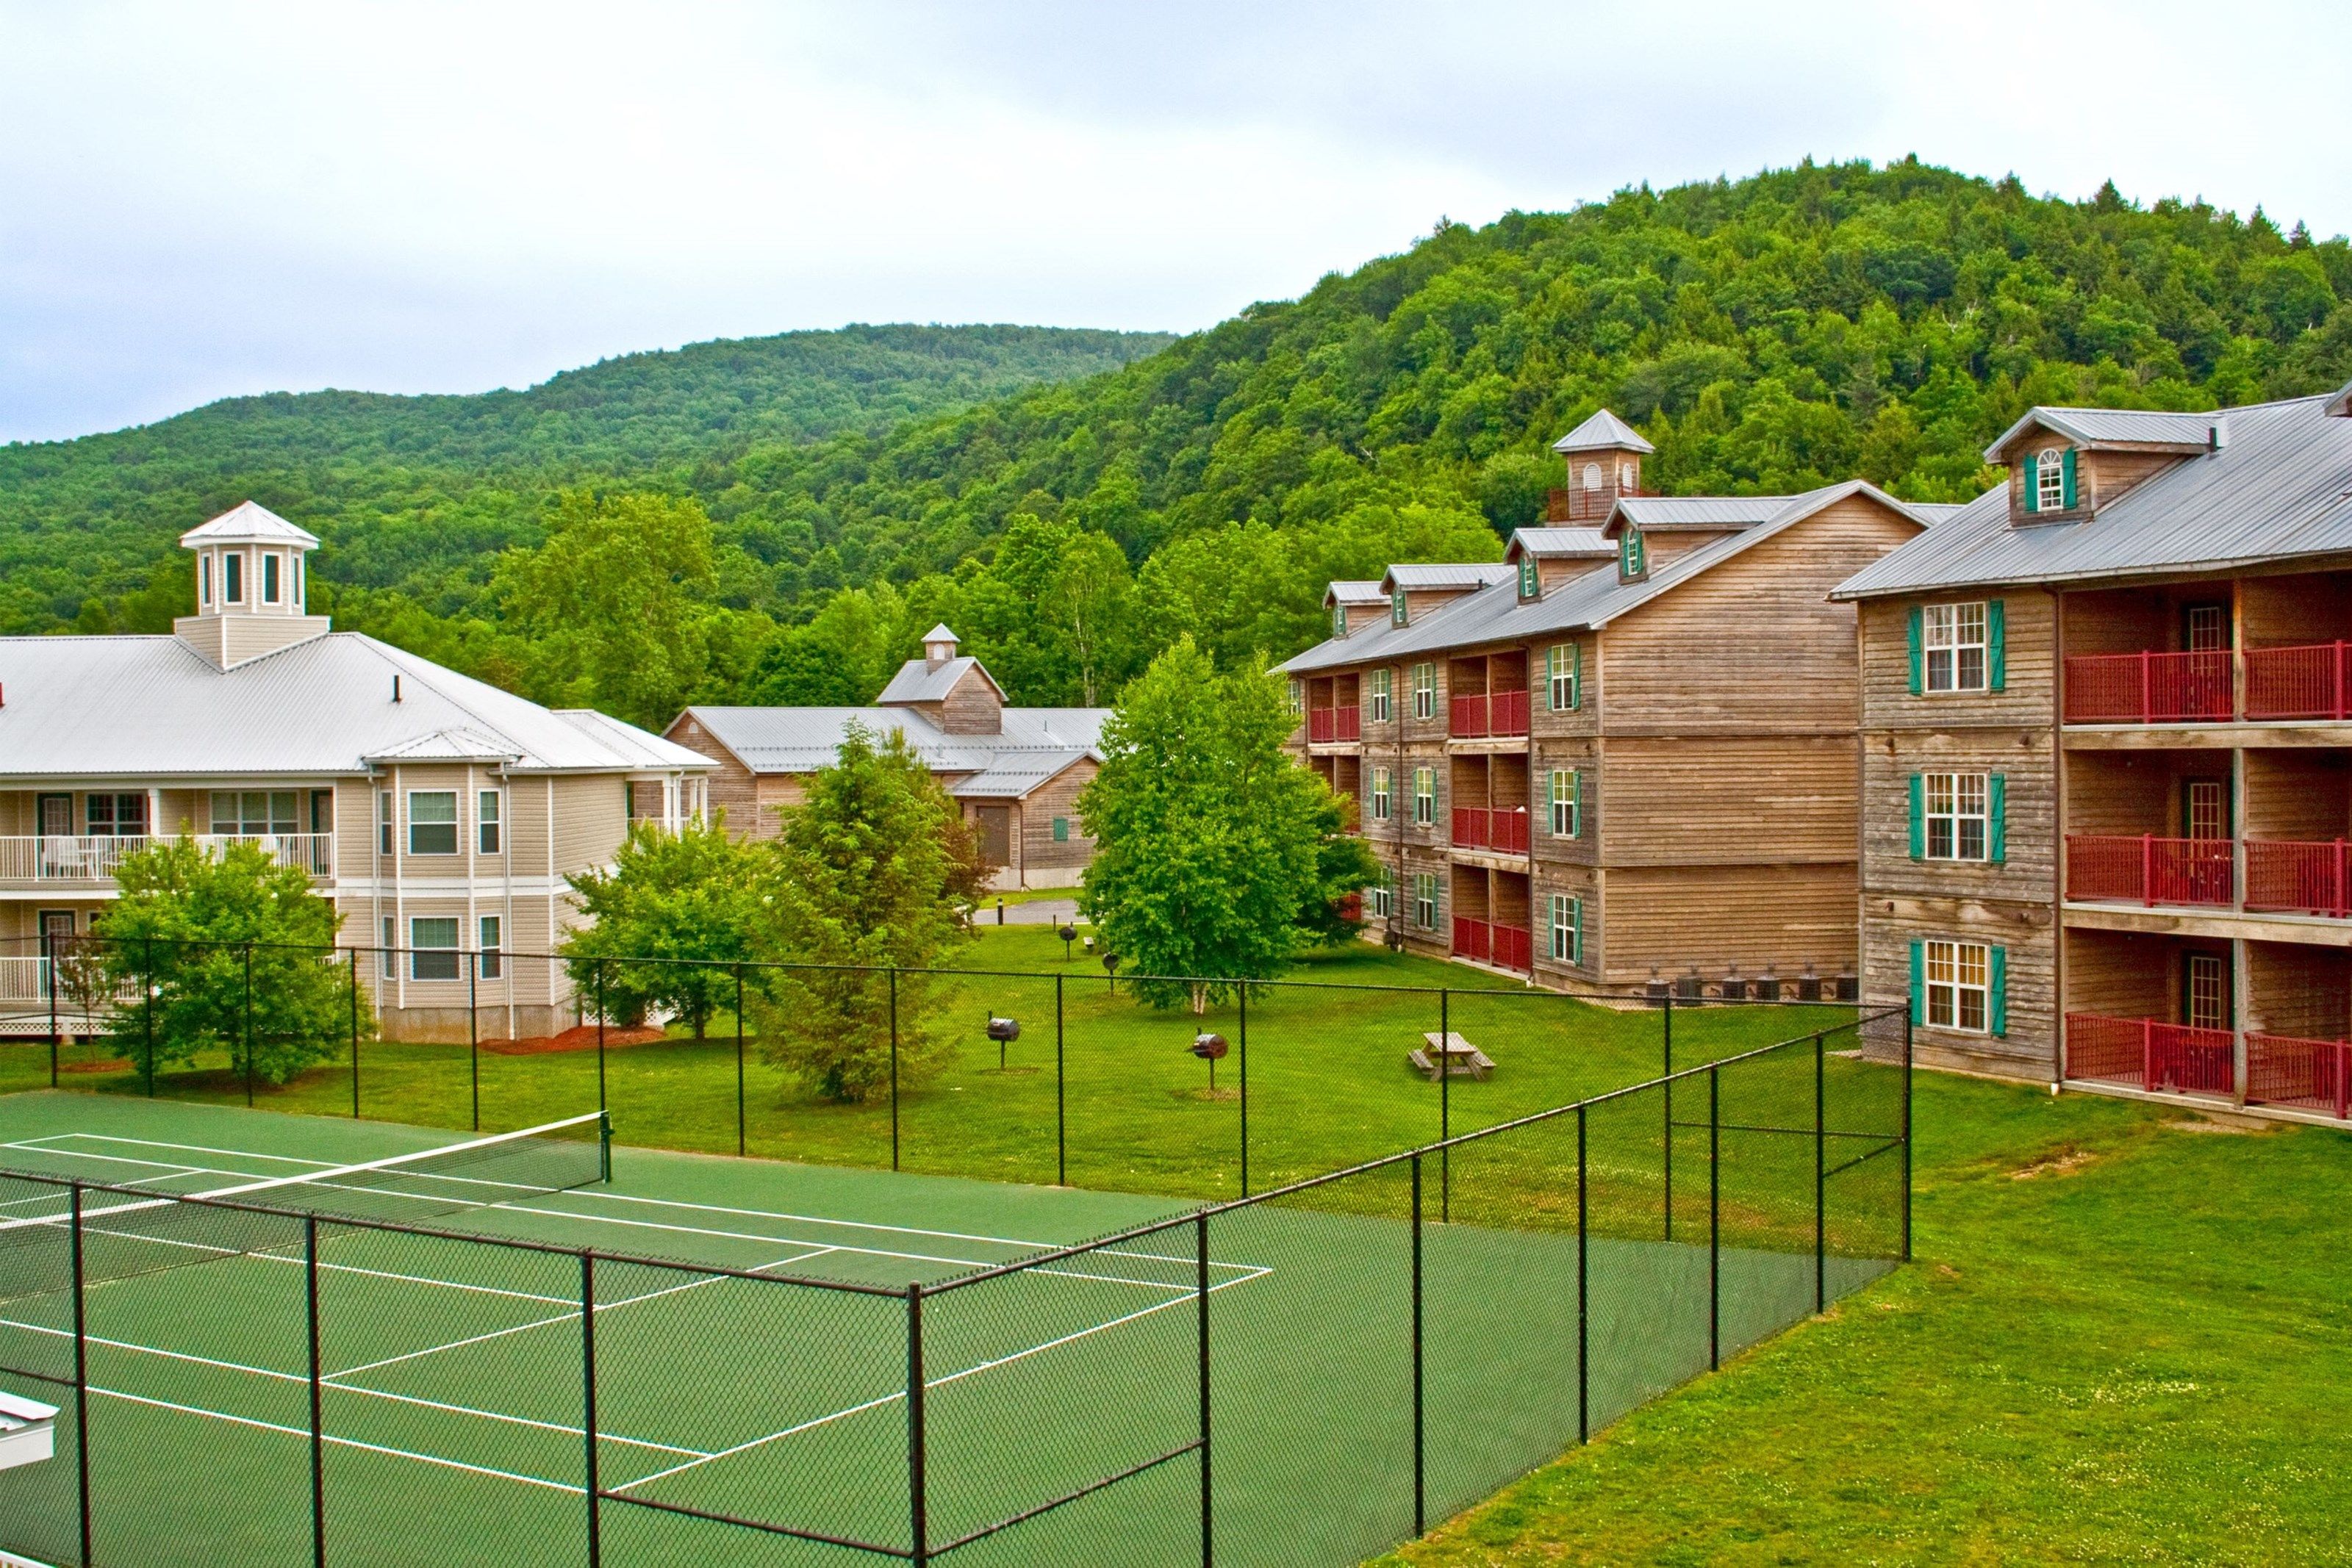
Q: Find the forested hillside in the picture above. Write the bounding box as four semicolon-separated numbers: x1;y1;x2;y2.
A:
8;159;2350;728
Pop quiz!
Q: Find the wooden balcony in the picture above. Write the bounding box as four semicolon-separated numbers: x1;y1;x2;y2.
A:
2062;650;2232;724
1452;916;1531;971
0;833;334;890
2244;840;2351;919
2245;641;2352;722
2065;834;2233;907
2065;1013;2234;1095
1305;705;1361;744
1449;689;1529;739
2246;1032;2351;1119
1450;806;1529;855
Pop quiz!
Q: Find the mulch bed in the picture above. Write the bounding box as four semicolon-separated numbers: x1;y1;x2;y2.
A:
478;1024;670;1057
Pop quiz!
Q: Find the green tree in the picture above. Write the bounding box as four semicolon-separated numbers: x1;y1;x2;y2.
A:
495;489;718;728
96;839;362;1083
746;724;970;1100
1075;637;1341;1011
561;815;777;1040
1295;792;1385;948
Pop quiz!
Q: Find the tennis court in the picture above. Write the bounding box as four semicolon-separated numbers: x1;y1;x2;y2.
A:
0;1016;1908;1568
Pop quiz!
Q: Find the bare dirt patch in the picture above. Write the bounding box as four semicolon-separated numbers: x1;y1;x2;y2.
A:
2011;1145;2100;1180
478;1024;669;1056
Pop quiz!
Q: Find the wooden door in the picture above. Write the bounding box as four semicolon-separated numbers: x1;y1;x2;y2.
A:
2182;777;2230;841
2182;949;2231;1031
975;805;1013;871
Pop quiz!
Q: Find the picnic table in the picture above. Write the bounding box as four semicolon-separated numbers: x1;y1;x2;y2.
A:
1408;1032;1494;1082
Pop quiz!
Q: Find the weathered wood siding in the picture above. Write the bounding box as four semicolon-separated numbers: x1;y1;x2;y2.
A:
1606;864;1857;986
1600;736;1858;865
1865;898;2057;1078
1858;589;2058;730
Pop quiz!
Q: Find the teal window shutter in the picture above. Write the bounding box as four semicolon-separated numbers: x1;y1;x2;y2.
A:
1987;598;2007;690
1391;588;1408;627
1569;770;1582;837
1988;773;2007;863
2021;453;2040;514
1053;817;1069;843
2060;449;2078;508
1520;558;1538;598
1908;941;1925;1026
1905;605;1923;694
1907;774;1925;860
1990;946;2009;1035
1568;642;1582;710
1575;896;1585;965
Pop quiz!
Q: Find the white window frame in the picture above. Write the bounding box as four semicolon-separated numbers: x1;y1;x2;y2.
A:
478;790;503;855
210;790;298;838
1411;766;1435;827
1369;669;1392;722
381;917;397;977
406;791;459;856
1366;869;1395;920
201;554;213;607
223;550;244;604
2035;447;2067;512
1925;939;1990;1032
2186;953;2227;1031
1547;644;1579;711
262;551;282;605
1391;588;1408;628
1333;603;1347;638
1413;873;1438;931
1549;769;1580;838
1518;558;1539;599
1924;772;1988;862
409;917;461;982
1287;679;1304;718
1582;461;1602;492
1370;766;1392;822
1410;663;1436;720
294;554;305;608
379;791;394;857
478;916;503;981
1549;893;1580;964
1923;602;1989;694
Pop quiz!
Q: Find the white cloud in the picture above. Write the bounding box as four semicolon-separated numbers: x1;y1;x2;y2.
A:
1;0;2345;441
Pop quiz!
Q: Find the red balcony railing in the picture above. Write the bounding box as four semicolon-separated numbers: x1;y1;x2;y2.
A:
2246;1032;2351;1119
2065;834;2234;907
2065;1013;2235;1095
2244;641;2352;722
1447;690;1529;738
2244;839;2351;919
1452;916;1531;971
2062;650;2234;724
1305;705;1361;744
1449;806;1530;855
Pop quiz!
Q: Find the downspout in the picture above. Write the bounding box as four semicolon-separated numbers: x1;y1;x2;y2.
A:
1394;658;1408;949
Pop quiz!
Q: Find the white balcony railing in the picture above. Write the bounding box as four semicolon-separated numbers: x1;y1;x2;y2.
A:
0;833;334;885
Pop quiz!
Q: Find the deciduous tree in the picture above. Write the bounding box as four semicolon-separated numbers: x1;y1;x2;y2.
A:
562;815;776;1039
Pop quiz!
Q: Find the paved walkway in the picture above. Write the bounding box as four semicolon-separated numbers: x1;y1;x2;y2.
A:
983;896;1081;927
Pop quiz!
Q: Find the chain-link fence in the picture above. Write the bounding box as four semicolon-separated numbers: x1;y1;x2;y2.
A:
4;933;1864;1206
2;1008;1907;1567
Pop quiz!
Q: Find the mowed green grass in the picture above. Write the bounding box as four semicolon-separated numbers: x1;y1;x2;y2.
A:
3;927;1857;1201
1370;1076;2352;1568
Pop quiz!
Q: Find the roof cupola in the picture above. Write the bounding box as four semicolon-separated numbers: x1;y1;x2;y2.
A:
922;624;961;672
173;501;332;670
1549;409;1655;523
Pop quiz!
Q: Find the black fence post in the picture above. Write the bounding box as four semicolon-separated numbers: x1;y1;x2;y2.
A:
1901;1010;1915;1264
1197;1212;1212;1568
306;1215;326;1568
1575;1102;1588;1445
581;1252;600;1568
595;960;608;1119
243;941;257;1106
1813;1031;1826;1314
347;948;360;1118
1438;988;1450;1223
1708;1064;1721;1372
1055;974;1066;1187
735;964;747;1159
45;931;58;1087
889;968;902;1173
71;1183;92;1568
469;952;481;1133
908;1281;928;1568
1237;985;1249;1198
143;935;157;1098
1410;1151;1425;1540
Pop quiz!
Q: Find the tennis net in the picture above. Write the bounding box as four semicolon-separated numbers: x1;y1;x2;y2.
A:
0;1111;610;1295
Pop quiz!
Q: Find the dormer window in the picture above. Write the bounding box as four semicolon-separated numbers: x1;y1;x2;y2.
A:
1333;603;1347;638
1619;526;1647;580
1582;462;1603;492
1518;558;1539;600
2035;448;2067;512
1391;588;1408;627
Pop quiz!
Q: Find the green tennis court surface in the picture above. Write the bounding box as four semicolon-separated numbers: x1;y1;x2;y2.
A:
0;1090;1897;1567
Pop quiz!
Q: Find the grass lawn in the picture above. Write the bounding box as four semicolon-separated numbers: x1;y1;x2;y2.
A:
1;925;1857;1201
1369;1076;2352;1567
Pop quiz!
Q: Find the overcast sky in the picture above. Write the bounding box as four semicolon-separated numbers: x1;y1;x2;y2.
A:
3;0;2346;444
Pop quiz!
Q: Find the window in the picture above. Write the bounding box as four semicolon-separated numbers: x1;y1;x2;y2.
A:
478;791;502;855
379;791;394;857
201;554;212;607
86;794;147;837
211;791;298;838
1333;603;1347;637
262;553;281;604
1618;461;1637;489
1411;767;1435;827
1518;558;1539;599
1582;461;1603;492
1287;680;1304;718
1410;663;1436;720
1923;773;1989;861
1369;669;1392;723
409;918;461;981
1367;868;1396;920
2186;953;2228;1031
1922;602;1988;692
407;791;459;855
1412;873;1438;930
1549;770;1581;838
1370;767;1392;821
1391;587;1408;628
294;555;305;608
1619;527;1646;580
223;551;243;604
2184;604;2228;652
1546;644;1580;711
2035;447;2066;513
478;917;503;981
1549;894;1582;964
1924;940;1990;1032
1053;816;1070;843
381;918;397;978
2185;779;2227;841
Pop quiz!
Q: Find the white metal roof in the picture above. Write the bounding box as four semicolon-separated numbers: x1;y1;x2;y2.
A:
1381;563;1514;592
178;500;321;550
874;655;1008;706
675;705;1105;796
1324;580;1391;606
1504;528;1613;560
1549;409;1655;455
0;631;709;780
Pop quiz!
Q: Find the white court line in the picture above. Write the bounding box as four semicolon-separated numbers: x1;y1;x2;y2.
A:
1;1317;705;1459
613;1264;1272;1496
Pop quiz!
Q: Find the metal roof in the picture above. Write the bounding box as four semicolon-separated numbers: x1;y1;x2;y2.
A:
1983;406;2217;461
1550;409;1655;454
0;630;709;780
874;655;1006;705
2326;379;2352;419
1836;391;2352;600
1324;580;1390;606
676;705;1105;796
1381;563;1513;591
1610;496;1779;531
1283;481;1925;673
179;500;320;549
1504;528;1613;560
